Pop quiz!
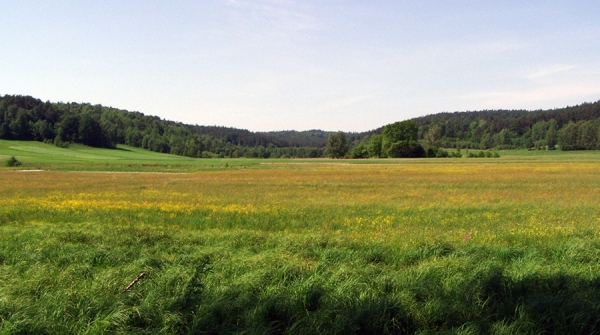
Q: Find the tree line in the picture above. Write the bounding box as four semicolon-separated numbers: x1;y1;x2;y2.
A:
2;94;600;159
411;101;600;151
0;95;329;158
336;100;600;158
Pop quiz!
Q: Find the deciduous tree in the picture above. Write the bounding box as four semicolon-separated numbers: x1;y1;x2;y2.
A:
326;131;348;159
382;120;424;158
367;134;383;157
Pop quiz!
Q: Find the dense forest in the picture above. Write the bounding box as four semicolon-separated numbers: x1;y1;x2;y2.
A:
0;95;344;158
412;101;600;151
1;94;600;158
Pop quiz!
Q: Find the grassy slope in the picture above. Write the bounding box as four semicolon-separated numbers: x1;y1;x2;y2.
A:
1;141;600;334
0;140;261;171
3;139;600;171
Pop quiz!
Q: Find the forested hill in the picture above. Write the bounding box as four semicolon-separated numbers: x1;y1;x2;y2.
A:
2;94;600;159
258;130;364;148
411;101;600;150
0;94;364;158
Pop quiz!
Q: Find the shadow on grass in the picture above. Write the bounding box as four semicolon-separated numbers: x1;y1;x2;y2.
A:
168;268;600;334
4;243;600;334
483;272;600;334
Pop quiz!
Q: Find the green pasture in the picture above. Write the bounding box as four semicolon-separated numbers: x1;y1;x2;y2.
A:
0;140;258;171
3;139;600;172
1;140;600;334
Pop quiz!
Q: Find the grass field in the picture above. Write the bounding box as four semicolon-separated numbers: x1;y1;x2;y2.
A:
1;141;600;334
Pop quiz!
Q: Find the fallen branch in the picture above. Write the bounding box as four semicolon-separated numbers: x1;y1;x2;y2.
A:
123;272;146;292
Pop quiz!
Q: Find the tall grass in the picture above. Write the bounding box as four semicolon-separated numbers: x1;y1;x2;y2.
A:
1;158;600;333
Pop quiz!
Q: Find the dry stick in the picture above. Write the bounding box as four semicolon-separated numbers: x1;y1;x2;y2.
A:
123;272;146;292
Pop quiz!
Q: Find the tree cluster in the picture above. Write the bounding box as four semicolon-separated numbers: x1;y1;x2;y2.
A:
331;121;432;159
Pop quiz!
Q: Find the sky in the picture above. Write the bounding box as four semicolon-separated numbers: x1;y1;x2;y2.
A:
1;1;600;132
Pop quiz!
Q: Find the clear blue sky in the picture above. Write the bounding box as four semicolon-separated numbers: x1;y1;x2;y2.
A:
2;1;599;132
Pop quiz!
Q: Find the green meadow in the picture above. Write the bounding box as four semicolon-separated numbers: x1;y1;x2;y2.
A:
0;140;260;171
1;141;600;334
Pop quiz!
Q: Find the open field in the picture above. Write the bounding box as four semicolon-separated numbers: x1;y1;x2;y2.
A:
4;139;600;172
1;142;600;333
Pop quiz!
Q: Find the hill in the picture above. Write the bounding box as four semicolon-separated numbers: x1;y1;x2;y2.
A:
0;95;337;158
412;101;600;150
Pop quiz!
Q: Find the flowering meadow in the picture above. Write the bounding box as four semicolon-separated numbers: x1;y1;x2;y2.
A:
1;158;600;333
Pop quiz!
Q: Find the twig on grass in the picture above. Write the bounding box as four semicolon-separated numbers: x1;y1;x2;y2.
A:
123;272;146;292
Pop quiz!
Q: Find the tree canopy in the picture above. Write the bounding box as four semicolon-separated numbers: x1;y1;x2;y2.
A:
381;120;425;158
326;131;348;159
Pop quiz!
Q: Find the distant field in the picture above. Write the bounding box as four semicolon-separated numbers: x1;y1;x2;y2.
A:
1;141;600;333
2;139;600;171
